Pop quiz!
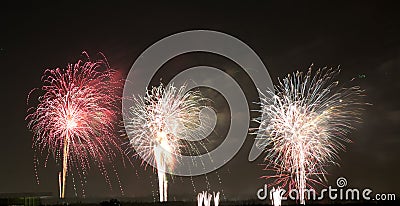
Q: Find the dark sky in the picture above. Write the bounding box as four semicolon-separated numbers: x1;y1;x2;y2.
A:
0;1;399;201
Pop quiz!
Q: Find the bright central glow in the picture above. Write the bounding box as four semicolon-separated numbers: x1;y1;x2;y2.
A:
157;131;167;140
66;118;77;129
157;131;172;152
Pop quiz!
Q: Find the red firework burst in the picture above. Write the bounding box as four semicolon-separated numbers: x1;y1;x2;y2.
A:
26;52;124;198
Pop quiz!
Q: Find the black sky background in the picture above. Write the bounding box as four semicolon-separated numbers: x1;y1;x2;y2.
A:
0;1;399;201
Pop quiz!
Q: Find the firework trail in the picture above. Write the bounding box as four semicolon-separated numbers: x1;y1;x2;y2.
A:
125;83;211;202
26;52;124;198
253;66;365;204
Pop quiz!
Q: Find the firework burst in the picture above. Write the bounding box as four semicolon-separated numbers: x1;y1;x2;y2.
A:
125;83;210;202
253;66;365;204
26;52;124;198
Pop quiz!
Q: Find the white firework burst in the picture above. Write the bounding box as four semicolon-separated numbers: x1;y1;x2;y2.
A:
254;66;365;204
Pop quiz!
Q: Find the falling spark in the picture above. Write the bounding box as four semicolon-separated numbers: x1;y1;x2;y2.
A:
125;83;211;202
26;52;124;198
254;66;365;204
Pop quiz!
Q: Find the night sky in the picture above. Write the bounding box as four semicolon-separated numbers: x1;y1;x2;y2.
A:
0;1;399;201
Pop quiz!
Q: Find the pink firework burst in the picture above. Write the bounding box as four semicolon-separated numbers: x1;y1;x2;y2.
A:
26;52;124;198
